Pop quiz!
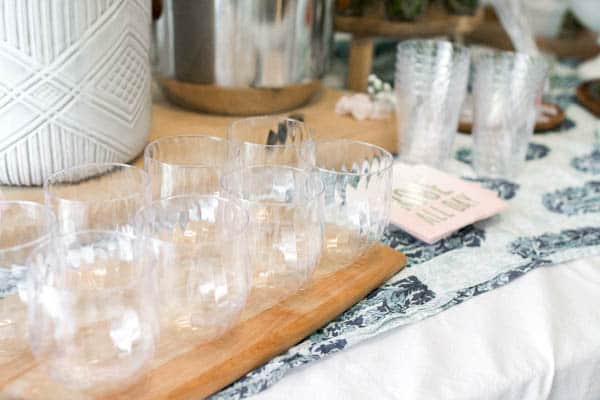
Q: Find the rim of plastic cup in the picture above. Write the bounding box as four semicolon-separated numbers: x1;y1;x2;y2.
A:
473;48;550;68
144;135;226;169
472;49;550;85
0;200;56;254
314;139;394;177
396;39;470;54
44;163;150;206
227;116;315;149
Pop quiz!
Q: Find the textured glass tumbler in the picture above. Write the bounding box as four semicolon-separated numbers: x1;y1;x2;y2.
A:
0;201;55;362
136;195;250;342
144;135;227;199
44;163;150;234
316;140;393;270
26;231;158;394
227;116;315;170
221;166;324;299
395;40;470;167
472;51;549;178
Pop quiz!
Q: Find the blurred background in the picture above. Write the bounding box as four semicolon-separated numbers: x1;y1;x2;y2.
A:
325;0;599;89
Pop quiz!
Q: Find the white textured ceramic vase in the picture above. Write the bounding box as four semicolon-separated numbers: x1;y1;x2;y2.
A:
0;0;151;186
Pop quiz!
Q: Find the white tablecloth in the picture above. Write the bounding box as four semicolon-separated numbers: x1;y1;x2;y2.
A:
253;256;600;400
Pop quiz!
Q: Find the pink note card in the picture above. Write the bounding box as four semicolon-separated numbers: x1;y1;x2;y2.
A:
390;164;508;244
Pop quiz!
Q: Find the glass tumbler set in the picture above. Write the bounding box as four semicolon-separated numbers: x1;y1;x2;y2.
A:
395;39;550;178
0;115;393;393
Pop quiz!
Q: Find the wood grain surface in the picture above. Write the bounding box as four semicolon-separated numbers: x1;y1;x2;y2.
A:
147;87;398;152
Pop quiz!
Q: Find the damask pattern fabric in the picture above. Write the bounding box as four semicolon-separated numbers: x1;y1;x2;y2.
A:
212;63;600;399
456;142;551;165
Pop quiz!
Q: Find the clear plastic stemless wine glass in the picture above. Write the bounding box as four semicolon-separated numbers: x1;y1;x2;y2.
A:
0;201;55;362
44;163;150;234
227;116;315;170
472;50;549;178
26;231;158;395
395;39;471;167
136;195;250;343
315;140;393;271
221;166;324;301
144;135;227;199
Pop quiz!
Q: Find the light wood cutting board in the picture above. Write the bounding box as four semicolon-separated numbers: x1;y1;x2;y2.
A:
0;244;406;399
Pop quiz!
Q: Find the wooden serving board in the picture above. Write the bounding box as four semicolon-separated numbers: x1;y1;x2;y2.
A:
0;244;406;399
335;5;484;38
577;80;600;118
458;102;567;134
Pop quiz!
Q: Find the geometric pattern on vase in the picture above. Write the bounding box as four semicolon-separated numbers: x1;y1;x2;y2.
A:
0;0;151;185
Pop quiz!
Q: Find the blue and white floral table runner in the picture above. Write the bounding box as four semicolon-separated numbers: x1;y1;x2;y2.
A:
214;62;600;399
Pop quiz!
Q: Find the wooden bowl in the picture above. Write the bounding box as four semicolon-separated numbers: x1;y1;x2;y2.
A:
459;102;566;134
576;80;600;117
158;78;322;116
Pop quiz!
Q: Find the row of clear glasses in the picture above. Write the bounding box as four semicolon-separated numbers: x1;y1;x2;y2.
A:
0;115;393;395
395;39;549;178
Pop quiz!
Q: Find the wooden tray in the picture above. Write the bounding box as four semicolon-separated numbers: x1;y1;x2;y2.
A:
576;80;600;118
458;102;566;134
0;244;406;399
335;4;484;38
336;3;484;91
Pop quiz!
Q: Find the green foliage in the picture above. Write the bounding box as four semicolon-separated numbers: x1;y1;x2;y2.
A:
591;81;600;101
445;0;479;15
385;0;429;21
